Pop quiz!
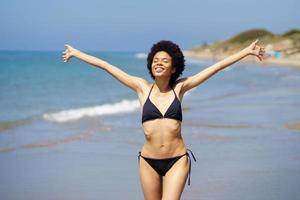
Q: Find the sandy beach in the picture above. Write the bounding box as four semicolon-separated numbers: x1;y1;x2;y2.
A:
1;115;300;200
184;50;300;69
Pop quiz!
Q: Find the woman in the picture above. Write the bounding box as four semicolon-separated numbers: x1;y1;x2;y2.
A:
62;40;265;200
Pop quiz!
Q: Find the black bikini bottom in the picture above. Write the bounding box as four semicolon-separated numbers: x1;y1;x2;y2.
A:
138;149;196;185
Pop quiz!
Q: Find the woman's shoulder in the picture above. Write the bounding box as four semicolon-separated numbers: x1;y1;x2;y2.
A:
173;79;186;100
173;78;186;89
136;80;153;95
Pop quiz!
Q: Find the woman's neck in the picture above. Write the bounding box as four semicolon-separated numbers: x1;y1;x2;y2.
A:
154;78;171;92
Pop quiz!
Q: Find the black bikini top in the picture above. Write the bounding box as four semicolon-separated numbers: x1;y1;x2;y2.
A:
142;84;182;123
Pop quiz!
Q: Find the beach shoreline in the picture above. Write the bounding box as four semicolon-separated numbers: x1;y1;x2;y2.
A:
184;50;300;68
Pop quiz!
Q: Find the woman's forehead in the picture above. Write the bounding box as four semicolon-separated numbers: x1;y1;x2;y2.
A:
153;51;171;59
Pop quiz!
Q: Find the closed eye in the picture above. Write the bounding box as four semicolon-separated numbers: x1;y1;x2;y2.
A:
153;58;169;63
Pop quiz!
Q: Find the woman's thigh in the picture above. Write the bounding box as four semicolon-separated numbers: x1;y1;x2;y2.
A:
139;157;162;200
162;156;189;200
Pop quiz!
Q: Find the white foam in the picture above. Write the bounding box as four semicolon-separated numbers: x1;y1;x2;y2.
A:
43;99;140;123
135;52;147;59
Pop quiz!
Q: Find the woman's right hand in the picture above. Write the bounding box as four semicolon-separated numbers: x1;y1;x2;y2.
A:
62;44;77;62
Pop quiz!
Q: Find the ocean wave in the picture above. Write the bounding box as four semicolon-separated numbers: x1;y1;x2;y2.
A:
43;99;140;123
135;52;147;59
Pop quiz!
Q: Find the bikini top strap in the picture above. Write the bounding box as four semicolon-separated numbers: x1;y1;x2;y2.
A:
171;86;179;100
146;84;155;99
148;84;178;100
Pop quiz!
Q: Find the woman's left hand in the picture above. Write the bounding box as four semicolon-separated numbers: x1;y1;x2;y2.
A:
246;39;265;61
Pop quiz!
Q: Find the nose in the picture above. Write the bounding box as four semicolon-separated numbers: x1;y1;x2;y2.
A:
157;60;163;65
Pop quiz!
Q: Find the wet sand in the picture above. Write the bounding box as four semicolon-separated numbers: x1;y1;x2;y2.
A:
1;116;300;200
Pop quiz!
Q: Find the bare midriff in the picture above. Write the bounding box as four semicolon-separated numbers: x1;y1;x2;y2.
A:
141;118;186;158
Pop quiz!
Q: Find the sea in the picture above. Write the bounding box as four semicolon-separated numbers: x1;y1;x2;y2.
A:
1;50;300;200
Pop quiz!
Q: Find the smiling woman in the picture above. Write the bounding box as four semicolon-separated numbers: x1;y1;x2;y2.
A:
147;41;185;87
62;39;265;200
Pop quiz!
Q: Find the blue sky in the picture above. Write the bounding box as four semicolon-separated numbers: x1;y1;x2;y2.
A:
0;0;299;51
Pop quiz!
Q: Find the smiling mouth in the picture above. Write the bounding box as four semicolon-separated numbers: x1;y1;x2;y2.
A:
155;66;165;73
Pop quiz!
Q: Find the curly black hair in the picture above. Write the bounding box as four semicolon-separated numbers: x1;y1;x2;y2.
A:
147;40;185;86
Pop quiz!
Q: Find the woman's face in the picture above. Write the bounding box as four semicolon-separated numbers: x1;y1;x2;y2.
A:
151;51;176;79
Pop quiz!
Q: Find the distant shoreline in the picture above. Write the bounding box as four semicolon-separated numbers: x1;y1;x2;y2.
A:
184;50;300;69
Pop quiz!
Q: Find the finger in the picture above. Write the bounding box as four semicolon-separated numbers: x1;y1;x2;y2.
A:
252;39;259;46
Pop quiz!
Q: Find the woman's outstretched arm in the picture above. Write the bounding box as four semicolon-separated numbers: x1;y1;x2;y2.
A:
62;44;147;92
180;40;265;94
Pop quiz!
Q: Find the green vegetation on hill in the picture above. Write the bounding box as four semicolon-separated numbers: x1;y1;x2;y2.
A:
282;29;300;43
192;28;300;54
226;29;274;44
282;29;300;37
